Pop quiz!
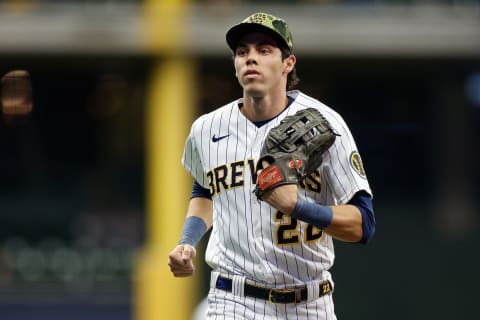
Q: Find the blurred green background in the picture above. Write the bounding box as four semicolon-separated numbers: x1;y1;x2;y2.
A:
1;1;479;319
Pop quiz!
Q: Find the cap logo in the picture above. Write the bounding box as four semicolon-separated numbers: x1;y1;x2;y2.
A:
246;13;271;24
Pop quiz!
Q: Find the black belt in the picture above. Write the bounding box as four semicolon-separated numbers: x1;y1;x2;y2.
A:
215;276;332;304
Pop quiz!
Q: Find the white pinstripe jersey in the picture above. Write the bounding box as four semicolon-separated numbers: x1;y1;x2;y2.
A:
182;90;371;288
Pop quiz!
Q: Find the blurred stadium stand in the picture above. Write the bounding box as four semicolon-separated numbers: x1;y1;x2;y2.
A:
0;1;479;56
0;1;479;320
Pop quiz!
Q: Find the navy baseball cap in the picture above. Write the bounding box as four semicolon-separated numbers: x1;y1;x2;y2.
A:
226;13;293;52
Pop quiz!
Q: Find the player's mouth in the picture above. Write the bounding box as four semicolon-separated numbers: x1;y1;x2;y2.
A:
244;70;261;79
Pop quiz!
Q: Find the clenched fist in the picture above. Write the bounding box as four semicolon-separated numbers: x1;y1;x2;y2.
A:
168;244;197;277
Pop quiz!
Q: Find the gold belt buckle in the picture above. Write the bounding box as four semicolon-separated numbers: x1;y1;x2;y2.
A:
268;289;276;303
268;288;302;304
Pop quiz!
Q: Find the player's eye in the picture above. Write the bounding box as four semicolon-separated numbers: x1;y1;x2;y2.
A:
236;47;248;56
259;47;271;55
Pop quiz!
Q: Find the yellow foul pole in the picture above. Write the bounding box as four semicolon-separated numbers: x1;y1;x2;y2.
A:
134;1;198;320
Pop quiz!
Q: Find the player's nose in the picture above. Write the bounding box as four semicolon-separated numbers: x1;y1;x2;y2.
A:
245;50;258;64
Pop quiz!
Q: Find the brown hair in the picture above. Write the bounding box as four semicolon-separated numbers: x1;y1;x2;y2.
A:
281;47;300;90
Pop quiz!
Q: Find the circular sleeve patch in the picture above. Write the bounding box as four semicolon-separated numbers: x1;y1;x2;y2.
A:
350;151;367;178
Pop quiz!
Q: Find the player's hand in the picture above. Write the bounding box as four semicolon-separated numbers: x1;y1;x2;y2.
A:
168;244;196;277
258;161;298;216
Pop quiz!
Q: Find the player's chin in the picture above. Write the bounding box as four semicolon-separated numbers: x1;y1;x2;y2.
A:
243;85;265;98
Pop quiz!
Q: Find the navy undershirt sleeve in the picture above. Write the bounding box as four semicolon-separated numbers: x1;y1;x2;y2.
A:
348;190;376;244
192;180;212;199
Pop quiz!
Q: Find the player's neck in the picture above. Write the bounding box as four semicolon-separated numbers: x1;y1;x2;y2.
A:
241;93;289;122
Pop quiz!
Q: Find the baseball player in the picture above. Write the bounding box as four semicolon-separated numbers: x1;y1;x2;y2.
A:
168;12;375;320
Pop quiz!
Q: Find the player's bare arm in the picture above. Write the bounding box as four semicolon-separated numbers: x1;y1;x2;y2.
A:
185;196;214;230
168;197;213;278
328;204;363;242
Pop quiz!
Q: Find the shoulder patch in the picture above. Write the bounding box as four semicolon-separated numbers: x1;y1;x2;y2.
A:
350;151;367;178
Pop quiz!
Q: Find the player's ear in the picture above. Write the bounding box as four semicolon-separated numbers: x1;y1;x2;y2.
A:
283;55;296;74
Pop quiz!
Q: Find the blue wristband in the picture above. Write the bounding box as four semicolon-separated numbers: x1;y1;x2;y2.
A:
291;198;333;229
178;216;207;247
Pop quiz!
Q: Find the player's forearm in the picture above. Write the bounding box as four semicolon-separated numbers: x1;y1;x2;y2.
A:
325;204;363;243
186;196;214;230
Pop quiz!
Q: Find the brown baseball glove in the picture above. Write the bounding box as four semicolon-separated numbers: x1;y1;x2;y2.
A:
254;108;337;200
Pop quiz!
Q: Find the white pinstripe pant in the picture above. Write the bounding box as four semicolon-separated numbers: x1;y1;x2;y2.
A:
203;273;337;320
